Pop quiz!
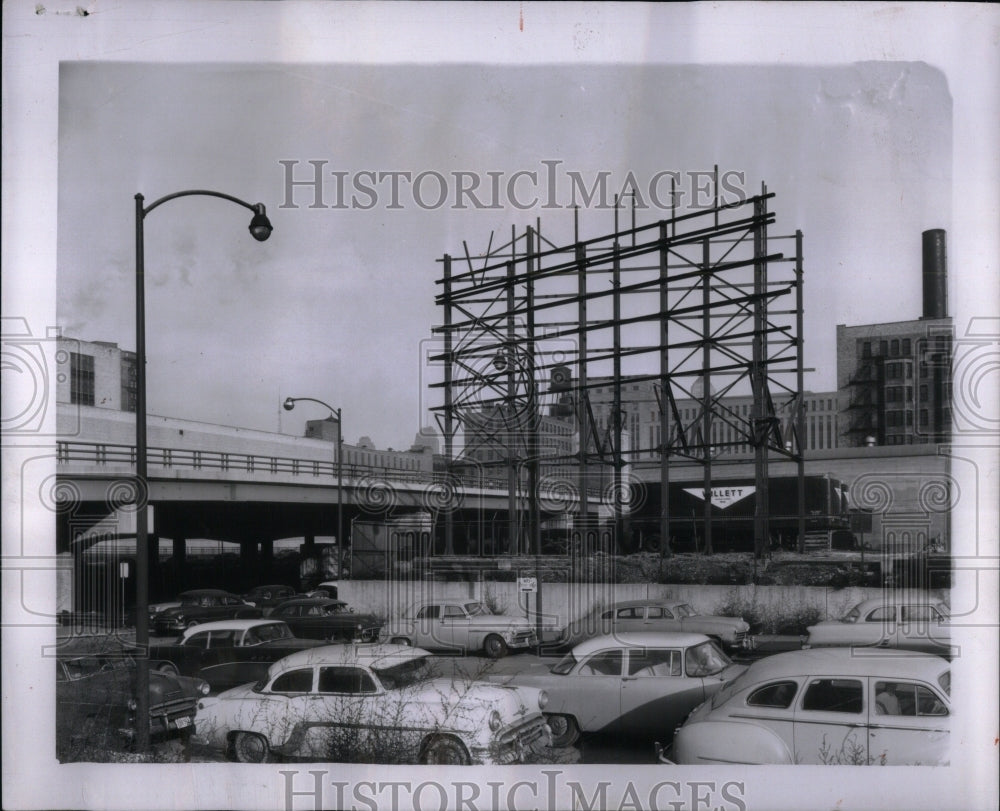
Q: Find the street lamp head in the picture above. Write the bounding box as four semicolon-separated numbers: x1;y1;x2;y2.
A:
249;204;273;242
283;397;296;411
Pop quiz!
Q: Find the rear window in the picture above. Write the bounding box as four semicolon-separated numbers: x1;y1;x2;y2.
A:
747;680;798;709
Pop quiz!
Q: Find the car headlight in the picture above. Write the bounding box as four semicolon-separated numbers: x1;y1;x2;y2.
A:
537;690;549;710
198;680;210;695
489;710;503;732
127;698;138;711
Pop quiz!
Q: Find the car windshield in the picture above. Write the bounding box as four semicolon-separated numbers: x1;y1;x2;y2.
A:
675;603;697;618
841;604;861;623
244;623;293;645
465;602;488;616
550;652;578;675
938;670;950;696
710;670;750;708
323;604;349;615
374;656;433;690
685;641;732;676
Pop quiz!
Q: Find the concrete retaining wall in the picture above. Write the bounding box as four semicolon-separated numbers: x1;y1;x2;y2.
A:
336;578;888;626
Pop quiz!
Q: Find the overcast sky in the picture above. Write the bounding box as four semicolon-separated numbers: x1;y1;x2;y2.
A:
57;61;951;451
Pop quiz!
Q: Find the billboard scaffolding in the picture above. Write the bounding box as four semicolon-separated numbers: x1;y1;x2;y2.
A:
433;179;805;559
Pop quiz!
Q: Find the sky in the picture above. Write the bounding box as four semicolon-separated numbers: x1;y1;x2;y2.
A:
56;60;952;451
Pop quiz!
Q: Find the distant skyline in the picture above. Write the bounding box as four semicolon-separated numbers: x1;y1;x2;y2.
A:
58;63;951;450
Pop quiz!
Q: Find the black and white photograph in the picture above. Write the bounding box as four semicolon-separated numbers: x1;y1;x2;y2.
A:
2;3;998;810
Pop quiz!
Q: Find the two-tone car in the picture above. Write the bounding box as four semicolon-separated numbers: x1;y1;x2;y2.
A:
665;648;950;765
804;593;952;656
152;589;262;635
381;601;537;659
563;599;753;651
494;632;746;746
191;643;553;764
148;619;328;691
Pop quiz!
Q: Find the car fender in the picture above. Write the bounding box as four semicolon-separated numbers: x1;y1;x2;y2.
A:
673;720;793;765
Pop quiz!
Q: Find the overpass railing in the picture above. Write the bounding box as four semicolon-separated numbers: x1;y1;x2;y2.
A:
56;441;603;498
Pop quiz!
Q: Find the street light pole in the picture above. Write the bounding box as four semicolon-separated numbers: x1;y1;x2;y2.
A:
134;190;272;752
283;397;345;577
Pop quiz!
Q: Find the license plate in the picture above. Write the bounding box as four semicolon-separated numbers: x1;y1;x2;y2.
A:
173;716;192;729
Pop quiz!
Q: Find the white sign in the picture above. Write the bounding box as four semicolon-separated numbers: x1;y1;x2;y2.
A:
517;576;538;593
683;486;755;510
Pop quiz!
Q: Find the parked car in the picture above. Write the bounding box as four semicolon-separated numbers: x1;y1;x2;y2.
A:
269;597;381;641
665;648;950;765
242;585;299;615
563;599;753;651
494;632;746;746
381;601;538;658
56;652;209;756
147;600;181;625
148;619;328;691
152;589;262;635
191;643;552;764
305;581;338;600
804;594;952;656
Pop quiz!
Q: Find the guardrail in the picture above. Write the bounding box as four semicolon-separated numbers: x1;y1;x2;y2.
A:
56;441;603;498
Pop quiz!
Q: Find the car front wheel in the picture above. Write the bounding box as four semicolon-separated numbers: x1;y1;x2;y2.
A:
420;735;470;765
231;731;270;763
390;637;412;646
546;714;580;747
483;634;508;659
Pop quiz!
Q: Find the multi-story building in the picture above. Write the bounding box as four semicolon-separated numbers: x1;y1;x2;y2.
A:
836;229;953;448
57;337;137;412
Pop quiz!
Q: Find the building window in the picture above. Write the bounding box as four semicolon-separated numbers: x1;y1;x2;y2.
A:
880;340;888;356
862;341;871;358
120;352;137;413
891;339;900;356
70;352;95;406
902;338;911;355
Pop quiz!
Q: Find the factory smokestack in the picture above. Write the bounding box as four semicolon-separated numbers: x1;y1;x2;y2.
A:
921;229;948;319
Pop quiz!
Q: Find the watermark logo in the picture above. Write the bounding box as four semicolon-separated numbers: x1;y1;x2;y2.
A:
278;160;748;212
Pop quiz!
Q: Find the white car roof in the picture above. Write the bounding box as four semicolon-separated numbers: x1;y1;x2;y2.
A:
179;618;286;640
267;643;429;676
848;593;949;613
739;648;949;684
571;631;711;656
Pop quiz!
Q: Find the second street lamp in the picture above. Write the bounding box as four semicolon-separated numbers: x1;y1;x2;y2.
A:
283;397;345;578
133;189;272;752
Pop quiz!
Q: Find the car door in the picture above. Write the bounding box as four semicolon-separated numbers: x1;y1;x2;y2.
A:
567;649;625;733
645;605;682;633
272;604;303;636
613;606;646;633
440;604;470;651
793;677;868;764
245;666;316;749
618;647;699;739
867;678;950;765
413;605;445;649
898;605;950;654
862;605;898;648
291;665;379;760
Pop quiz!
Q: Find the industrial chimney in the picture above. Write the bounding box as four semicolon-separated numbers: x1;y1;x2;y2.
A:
921;229;948;319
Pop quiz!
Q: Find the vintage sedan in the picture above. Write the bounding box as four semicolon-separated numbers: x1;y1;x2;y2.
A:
57;652;209;758
563;599;752;650
242;584;299;615
270;597;382;641
381;601;538;658
148;619;327;691
494;632;746;746
152;589;262;635
804;594;953;656
666;648;950;765
191;643;552;764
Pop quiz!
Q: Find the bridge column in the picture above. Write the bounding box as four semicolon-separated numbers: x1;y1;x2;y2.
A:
240;540;259;590
259;539;274;579
172;536;187;578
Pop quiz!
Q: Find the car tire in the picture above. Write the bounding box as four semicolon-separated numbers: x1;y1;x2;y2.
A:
155;661;179;676
546;714;580;747
483;634;508;659
231;731;270;763
390;637;412;646
419;735;470;765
